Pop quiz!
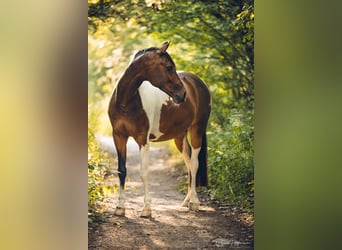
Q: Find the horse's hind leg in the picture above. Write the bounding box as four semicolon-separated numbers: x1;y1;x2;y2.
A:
175;135;192;207
113;133;128;216
187;125;207;211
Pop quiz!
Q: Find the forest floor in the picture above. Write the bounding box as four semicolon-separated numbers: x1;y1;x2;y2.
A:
88;136;254;249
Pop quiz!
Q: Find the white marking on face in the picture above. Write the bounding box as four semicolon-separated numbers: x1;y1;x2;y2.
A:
138;81;169;141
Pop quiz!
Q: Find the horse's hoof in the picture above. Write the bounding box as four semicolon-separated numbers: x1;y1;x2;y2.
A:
114;207;125;216
189;202;200;211
140;208;152;218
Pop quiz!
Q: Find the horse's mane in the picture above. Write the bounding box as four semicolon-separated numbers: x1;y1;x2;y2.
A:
132;47;175;65
134;47;159;59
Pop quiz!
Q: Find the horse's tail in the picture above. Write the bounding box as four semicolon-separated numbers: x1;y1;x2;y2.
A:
196;132;208;187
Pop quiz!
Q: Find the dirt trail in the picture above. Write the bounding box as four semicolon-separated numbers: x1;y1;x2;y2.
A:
89;136;253;249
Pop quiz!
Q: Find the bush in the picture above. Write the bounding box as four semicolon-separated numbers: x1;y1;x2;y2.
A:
88;126;106;214
88;107;114;221
208;109;254;208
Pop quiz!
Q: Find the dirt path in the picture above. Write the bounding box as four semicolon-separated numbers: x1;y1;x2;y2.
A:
89;136;253;249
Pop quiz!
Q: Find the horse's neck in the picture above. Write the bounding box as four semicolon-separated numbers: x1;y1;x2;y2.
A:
115;62;144;107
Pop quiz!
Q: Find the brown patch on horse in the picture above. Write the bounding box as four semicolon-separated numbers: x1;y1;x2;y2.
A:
154;72;211;147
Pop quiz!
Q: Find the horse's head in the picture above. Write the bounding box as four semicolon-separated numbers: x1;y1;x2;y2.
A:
136;42;186;104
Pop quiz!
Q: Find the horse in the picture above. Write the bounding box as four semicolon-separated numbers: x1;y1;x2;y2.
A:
108;41;211;217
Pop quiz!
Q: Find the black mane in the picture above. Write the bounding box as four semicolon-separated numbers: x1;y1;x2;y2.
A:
133;47;175;65
134;47;158;59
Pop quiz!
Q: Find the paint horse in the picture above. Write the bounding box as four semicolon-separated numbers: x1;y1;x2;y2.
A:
108;42;211;217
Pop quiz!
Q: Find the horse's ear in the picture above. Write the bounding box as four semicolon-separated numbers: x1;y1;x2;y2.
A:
158;41;170;54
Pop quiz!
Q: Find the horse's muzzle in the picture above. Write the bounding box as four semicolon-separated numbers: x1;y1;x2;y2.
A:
173;91;186;104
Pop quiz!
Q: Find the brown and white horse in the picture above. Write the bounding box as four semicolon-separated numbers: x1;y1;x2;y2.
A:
108;42;211;217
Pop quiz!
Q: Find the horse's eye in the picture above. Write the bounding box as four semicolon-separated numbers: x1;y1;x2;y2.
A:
166;66;173;72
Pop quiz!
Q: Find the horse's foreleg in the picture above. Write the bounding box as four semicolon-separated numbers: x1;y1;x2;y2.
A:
113;133;128;216
140;144;152;217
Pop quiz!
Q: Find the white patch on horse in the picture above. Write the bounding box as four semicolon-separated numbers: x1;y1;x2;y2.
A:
138;81;169;141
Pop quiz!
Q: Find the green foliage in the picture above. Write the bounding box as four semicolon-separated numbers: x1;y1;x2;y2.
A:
208;109;254;208
88;107;116;219
88;121;106;214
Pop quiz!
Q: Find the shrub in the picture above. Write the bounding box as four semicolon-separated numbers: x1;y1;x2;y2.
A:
88;126;106;214
88;107;114;221
208;109;254;208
